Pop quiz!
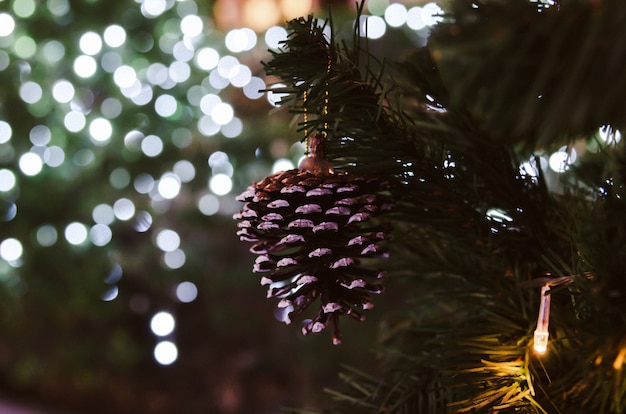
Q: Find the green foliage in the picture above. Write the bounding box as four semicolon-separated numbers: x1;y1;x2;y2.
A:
432;0;626;152
265;1;626;413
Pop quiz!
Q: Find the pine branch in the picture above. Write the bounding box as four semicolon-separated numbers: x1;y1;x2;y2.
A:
430;0;626;151
262;2;626;413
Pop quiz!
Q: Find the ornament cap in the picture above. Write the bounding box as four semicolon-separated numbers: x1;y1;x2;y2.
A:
299;134;334;174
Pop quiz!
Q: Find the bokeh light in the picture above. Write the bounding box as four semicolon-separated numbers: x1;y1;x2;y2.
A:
93;204;115;225
2;203;17;222
42;40;65;62
29;125;51;146
109;168;130;190
13;0;36;18
74;149;95;166
155;94;178;117
209;173;232;195
180;14;203;37
89;118;113;144
65;222;88;245
155;229;180;252
421;2;445;26
79;31;103;55
114;65;137;88
47;0;70;16
105;264;123;285
406;6;426;30
142;0;168;18
74;55;98;78
19;152;44;176
0;238;23;262
36;225;58;247
361;15;386;39
225;28;257;53
157;173;181;199
0;13;16;37
217;55;239;79
211;102;234;125
195;47;219;71
367;0;390;16
154;341;178;365
0;120;12;143
102;286;119;302
173;160;195;182
169;61;191;83
200;93;220;115
19;81;43;104
175;281;198;303
133;211;153;232
141;135;164;157
44;146;65;167
113;198;135;221
52;80;75;103
64;111;86;132
208;69;229;90
222;117;243;138
134;173;155;194
113;65;137;88
229;64;252;88
0;169;17;192
104;24;127;48
264;26;288;49
173;41;194;62
90;224;113;246
198;193;220;216
243;76;265;99
150;311;176;336
101;97;123;118
198;116;220;136
384;3;407;27
14;36;37;59
163;249;185;269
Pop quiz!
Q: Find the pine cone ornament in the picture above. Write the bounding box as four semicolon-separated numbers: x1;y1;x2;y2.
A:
233;135;391;344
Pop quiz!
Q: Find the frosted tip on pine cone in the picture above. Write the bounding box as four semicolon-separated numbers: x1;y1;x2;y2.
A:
233;159;391;345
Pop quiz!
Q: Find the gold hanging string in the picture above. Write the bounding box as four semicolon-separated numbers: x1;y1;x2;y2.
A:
303;90;309;155
323;53;331;138
303;53;332;155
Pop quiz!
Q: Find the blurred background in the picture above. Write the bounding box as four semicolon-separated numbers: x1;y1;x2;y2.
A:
0;0;441;412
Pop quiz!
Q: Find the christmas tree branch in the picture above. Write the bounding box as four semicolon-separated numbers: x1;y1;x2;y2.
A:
262;1;626;412
431;0;626;151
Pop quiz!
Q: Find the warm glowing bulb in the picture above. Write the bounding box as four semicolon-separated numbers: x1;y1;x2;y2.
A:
533;285;551;353
533;331;549;353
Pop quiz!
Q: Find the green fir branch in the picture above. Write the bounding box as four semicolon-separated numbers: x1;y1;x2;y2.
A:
430;0;626;151
263;1;626;412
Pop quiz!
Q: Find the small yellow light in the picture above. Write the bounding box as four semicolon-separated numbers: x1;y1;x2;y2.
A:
533;331;549;353
533;285;551;354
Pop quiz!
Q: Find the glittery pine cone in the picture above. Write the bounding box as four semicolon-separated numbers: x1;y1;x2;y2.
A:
233;159;391;344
